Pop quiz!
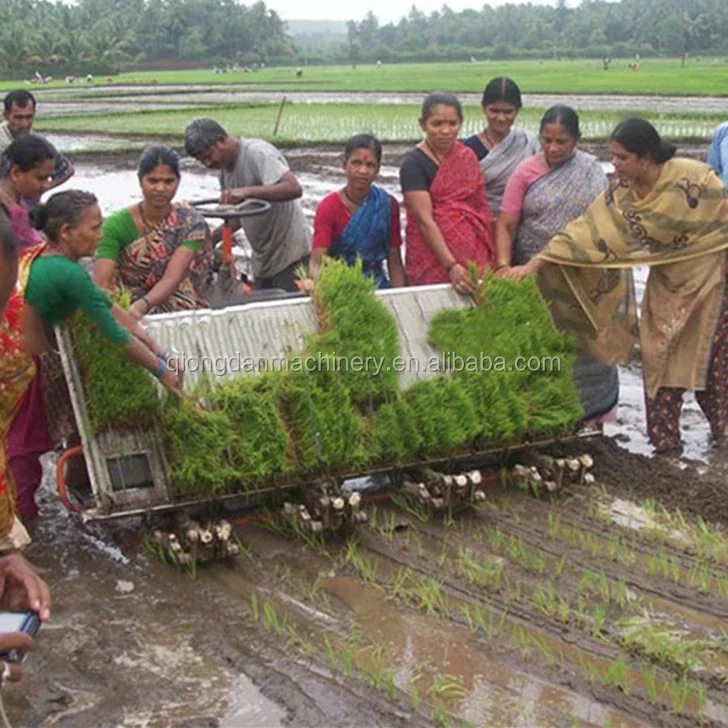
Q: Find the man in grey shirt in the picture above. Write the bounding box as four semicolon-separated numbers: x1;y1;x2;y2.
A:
1;90;74;190
184;117;310;292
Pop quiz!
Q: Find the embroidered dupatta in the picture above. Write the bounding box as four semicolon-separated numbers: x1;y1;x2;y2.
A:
330;185;392;289
537;158;728;397
405;143;495;286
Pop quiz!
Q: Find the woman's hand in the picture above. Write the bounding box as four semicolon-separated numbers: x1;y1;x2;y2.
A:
493;264;511;279
296;278;315;294
449;263;477;295
159;368;184;397
128;299;148;322
500;256;544;282
0;633;33;682
0;554;51;621
499;265;531;282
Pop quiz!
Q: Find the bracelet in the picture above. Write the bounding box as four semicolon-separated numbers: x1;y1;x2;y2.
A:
140;295;152;313
151;357;167;380
494;261;510;271
159;349;174;364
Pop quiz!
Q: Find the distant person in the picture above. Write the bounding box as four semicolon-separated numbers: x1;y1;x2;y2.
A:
94;145;213;319
311;134;405;288
0;90;74;192
377;60;383;68
463;77;540;220
400;92;494;292
707;121;728;188
506;118;728;455
602;56;611;70
184;117;311;292
296;67;303;78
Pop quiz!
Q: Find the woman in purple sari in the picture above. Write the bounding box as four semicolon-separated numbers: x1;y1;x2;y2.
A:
497;106;617;423
311;134;405;288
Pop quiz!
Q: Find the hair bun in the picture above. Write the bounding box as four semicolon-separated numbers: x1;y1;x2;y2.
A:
28;203;48;231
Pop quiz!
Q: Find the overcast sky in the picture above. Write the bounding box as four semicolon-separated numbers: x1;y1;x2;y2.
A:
281;0;577;24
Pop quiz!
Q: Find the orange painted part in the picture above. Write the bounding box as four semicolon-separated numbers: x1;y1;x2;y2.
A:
56;446;84;513
222;223;233;262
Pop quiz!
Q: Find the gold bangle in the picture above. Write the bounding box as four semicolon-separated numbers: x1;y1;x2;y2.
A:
494;262;510;271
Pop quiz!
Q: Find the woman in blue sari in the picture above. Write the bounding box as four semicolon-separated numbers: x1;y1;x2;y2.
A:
311;134;405;288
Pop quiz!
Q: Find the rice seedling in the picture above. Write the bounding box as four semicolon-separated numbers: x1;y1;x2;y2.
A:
262;599;284;635
617;613;707;674
301;574;327;604
641;665;660;706
275;563;292;582
430;674;468;700
408;674;422;714
553;554;568;579
388;566;414;600
324;634;338;672
592;604;607;638
345;540;378;584
390;491;431;524
532;583;558;619
602;656;631;694
530;634;557;666
368;645;385;690
488;527;504;552
510;625;532;660
411;578;449;617
504;536;547;575
457;548;505;591
250;592;260;621
667;675;690;714
546;511;561;540
385;670;397;700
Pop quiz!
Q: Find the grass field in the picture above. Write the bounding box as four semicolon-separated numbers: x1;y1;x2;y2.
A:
35;101;725;144
6;58;728;96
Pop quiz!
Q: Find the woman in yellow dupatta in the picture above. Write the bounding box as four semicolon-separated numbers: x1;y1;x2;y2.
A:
505;118;728;454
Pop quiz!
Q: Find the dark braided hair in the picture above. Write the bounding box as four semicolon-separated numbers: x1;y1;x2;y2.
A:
30;190;98;244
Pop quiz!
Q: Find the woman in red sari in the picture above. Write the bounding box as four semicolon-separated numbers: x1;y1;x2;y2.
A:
400;92;495;293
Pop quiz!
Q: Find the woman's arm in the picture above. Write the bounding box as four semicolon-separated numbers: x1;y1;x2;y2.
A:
388;247;406;287
309;248;326;281
404;190;476;294
93;259;118;290
493;211;519;274
20;303;52;356
128;246;197;321
111;304;165;357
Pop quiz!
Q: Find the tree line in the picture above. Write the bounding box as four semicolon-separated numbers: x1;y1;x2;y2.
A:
1;0;727;76
341;0;727;64
0;0;291;75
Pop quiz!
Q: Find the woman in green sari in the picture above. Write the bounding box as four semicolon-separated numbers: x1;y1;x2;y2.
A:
505;118;728;454
94;145;212;321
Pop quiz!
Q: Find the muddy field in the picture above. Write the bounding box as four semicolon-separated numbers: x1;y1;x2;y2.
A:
4;146;728;727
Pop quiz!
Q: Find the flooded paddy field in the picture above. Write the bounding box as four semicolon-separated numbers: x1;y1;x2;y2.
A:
35;86;728;114
6;145;728;727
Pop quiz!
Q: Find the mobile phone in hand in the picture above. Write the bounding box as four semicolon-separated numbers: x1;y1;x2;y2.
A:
0;612;40;663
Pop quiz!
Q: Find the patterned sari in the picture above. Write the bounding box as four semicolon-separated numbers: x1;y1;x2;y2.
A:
118;203;213;312
330;185;392;289
0;245;44;545
405;143;495;286
481;128;540;219
513;151;608;265
509;151;614;420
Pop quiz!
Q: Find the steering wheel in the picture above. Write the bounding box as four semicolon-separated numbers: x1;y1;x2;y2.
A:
189;198;271;220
